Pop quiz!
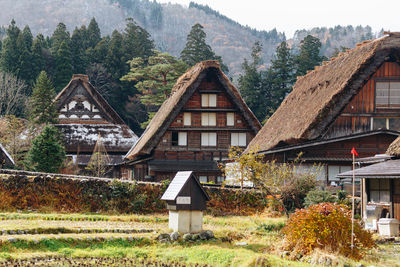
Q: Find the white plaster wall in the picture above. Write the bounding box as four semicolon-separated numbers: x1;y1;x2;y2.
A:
168;210;203;234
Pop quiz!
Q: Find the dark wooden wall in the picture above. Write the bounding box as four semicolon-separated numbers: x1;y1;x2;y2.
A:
326;62;400;138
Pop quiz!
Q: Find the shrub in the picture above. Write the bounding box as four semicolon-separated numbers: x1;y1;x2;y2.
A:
282;202;375;259
304;189;336;207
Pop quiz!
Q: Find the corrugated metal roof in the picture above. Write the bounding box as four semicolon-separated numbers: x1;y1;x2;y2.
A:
161;171;193;201
338;159;400;178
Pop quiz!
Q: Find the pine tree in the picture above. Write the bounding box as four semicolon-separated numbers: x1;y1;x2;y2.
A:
123;19;154;62
26;125;65;173
51;22;70;54
238;41;266;121
0;20;21;75
31;35;46;83
16;26;34;83
29;71;58;124
269;41;295;110
121;50;188;128
294;35;325;77
71;26;88;73
180;23;228;72
54;41;73;91
86;17;101;49
106;30;125;80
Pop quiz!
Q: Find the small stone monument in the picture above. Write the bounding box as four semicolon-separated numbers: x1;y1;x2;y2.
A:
161;171;210;233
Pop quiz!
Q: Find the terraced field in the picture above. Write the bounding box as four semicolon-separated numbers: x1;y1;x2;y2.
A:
0;212;397;266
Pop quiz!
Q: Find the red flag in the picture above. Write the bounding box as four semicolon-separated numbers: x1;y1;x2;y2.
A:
351;147;358;157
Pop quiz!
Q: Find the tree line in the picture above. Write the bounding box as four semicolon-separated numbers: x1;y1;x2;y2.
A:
239;35;327;122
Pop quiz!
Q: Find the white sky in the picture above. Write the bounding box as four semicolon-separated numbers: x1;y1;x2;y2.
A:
158;0;399;38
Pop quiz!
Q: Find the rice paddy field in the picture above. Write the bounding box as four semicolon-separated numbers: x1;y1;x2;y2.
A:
0;212;397;266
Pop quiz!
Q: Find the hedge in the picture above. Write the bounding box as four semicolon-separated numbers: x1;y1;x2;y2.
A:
0;172;267;215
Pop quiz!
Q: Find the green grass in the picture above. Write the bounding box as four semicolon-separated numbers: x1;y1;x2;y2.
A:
0;212;397;266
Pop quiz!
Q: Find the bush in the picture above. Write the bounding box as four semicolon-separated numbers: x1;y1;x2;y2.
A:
282;203;375;259
304;189;336;207
280;174;317;213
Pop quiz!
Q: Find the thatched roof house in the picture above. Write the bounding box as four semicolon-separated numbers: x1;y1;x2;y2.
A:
248;32;400;154
123;60;261;182
54;74;138;177
247;32;400;184
386;136;400;157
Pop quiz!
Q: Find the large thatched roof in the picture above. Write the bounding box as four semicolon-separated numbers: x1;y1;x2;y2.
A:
125;60;261;160
247;32;400;153
387;136;400;157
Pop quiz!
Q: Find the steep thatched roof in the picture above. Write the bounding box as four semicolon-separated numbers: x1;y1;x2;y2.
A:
125;60;261;160
54;74;125;124
387;136;400;157
247;32;400;153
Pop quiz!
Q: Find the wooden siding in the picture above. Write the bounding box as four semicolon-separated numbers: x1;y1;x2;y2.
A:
326;62;400;138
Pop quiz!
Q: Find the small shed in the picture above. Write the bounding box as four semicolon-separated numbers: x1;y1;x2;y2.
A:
161;171;210;233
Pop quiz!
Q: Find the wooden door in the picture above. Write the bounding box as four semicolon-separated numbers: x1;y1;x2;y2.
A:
393;195;400;221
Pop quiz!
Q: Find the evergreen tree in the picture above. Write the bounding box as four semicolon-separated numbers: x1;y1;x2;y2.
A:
238;41;267;121
51;22;70;54
0;20;21;75
31;34;46;82
269;41;295;110
180;23;228;72
123;19;154;62
86;18;101;49
29;71;58;124
16;26;34;83
71;26;88;73
54;41;73;91
26;125;65;173
294;35;325;77
88;36;110;64
121;50;188;128
106;30;125;80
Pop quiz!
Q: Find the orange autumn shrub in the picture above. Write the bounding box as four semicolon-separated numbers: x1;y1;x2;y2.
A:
282;202;375;259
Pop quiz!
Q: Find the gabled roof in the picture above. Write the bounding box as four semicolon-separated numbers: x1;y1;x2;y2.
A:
54;74;125;125
247;32;400;153
338;159;400;179
0;143;15;166
125;60;261;160
161;171;210;201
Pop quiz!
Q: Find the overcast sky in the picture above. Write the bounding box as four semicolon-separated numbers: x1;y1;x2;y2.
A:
157;0;399;38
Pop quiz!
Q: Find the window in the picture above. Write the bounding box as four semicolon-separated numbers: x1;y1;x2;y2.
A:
226;112;234;126
376;81;400;108
327;165;351;181
372;117;400;131
369;179;390;203
183;112;191;126
201;113;216;126
199;176;208;183
231;133;246;147
201;132;217;146
201;94;217;107
217;176;225;183
172;132;187;146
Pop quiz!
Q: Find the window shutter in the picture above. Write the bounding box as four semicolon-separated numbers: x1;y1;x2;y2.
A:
183;113;191;126
231;133;238;146
209;113;216;126
178;132;187;146
209;132;217;146
201;113;208;126
209;94;217;107
238;133;246;146
227;113;234;126
201;133;208;146
201;94;208;107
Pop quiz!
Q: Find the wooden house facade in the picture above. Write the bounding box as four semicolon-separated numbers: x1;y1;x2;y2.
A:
247;32;400;184
54;74;138;177
123;61;261;182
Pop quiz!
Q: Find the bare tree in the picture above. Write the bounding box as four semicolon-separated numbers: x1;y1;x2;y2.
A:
86;63;113;101
0;71;27;116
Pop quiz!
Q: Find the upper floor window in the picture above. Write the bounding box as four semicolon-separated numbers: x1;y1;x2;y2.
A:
376;81;400;108
201;113;216;126
226;112;234;126
231;133;247;147
201;132;217;146
372;117;400;131
183;112;191;126
201;94;217;107
172;132;187;146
